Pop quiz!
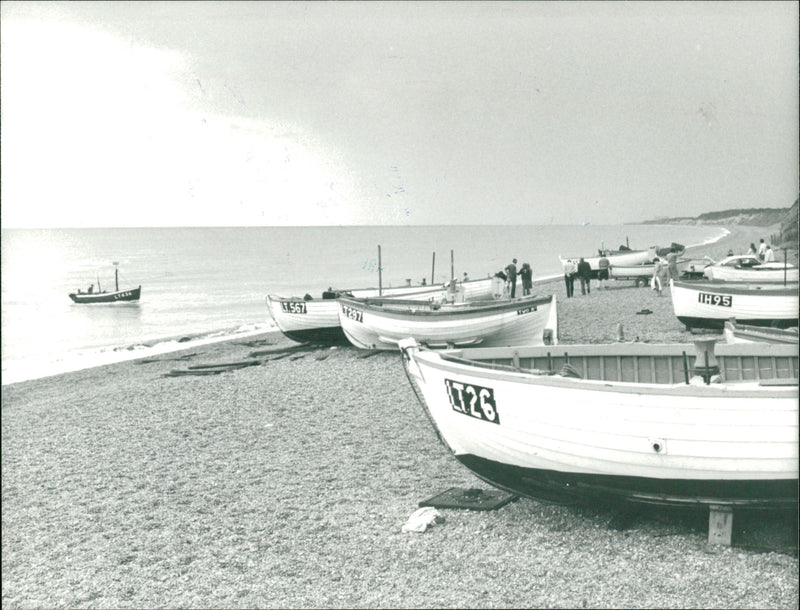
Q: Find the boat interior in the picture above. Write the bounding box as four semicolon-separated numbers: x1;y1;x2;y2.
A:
439;341;798;385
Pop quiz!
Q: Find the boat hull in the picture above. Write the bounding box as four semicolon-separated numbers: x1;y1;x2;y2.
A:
457;455;798;508
706;266;799;282
609;258;692;284
723;320;800;344
266;296;350;345
339;294;557;350
400;340;798;510
267;278;497;345
670;279;799;330
560;248;656;278
68;286;141;303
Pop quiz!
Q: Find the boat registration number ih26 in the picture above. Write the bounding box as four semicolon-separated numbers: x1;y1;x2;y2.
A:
445;379;499;424
698;292;732;307
281;301;307;314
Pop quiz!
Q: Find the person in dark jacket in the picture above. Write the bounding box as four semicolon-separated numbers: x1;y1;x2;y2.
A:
519;263;533;296
577;258;592;295
505;258;518;298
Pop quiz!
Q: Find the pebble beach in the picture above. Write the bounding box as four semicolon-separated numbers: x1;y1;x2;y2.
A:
2;224;797;609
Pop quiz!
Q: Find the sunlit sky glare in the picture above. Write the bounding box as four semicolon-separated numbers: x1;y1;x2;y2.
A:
1;1;797;228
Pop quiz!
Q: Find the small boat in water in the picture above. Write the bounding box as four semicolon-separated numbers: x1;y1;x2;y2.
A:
702;254;798;283
400;337;798;510
68;263;141;304
669;279;799;330
338;293;557;350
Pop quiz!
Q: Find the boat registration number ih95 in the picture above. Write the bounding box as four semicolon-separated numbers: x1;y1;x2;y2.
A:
281;301;307;314
445;379;499;424
697;292;732;307
341;304;363;323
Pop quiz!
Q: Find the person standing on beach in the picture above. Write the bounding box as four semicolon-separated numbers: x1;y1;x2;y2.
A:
577;258;592;295
758;238;767;261
505;258;518;298
597;255;610;288
651;257;664;296
520;263;533;296
562;259;576;297
666;248;680;280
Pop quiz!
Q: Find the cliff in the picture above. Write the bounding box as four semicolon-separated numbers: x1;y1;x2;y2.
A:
642;206;792;227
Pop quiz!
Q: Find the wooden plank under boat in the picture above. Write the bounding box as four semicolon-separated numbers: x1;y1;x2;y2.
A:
339;293;557;350
669;279;799;330
400;338;798;510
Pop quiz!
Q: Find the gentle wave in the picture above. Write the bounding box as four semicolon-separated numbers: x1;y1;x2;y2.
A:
1;321;277;386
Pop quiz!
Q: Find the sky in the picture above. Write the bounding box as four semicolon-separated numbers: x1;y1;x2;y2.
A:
1;1;797;228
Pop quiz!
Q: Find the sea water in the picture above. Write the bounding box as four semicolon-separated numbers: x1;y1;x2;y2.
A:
1;224;727;384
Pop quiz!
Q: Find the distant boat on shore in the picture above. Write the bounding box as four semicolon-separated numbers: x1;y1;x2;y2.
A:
68;263;141;304
400;337;798;511
702;254;798;283
559;245;657;278
608;257;693;287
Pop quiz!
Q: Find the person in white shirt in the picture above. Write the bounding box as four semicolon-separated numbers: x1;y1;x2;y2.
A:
757;238;767;261
764;245;775;262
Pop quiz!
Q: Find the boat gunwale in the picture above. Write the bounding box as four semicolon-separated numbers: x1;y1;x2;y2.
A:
671;279;799;296
338;294;553;319
410;346;798;398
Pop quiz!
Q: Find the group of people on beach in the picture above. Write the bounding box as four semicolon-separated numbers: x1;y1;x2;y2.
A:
650;247;683;296
491;258;533;299
561;257;594;298
751;238;776;262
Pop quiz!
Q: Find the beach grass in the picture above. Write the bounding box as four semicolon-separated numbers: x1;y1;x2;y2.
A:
2;224;797;609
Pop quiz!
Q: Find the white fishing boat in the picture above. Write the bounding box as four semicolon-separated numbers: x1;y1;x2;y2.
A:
559;245;657;278
338;293;557;350
608;257;692;286
669;279;799;330
267;277;495;345
702;254;798;282
399;338;798;510
723;320;799;344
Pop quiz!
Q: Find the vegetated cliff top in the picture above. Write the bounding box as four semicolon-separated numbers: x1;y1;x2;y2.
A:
642;204;795;227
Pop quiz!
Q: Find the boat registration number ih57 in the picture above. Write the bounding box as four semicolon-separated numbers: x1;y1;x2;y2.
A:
445;379;499;424
698;292;732;307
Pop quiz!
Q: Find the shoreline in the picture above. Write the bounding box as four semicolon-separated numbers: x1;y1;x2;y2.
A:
4;222;789;387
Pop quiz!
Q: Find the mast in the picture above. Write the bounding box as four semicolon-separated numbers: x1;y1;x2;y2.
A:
113;261;120;291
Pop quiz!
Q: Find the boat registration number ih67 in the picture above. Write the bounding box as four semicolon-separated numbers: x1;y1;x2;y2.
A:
445;379;499;424
697;292;732;307
281;301;307;314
